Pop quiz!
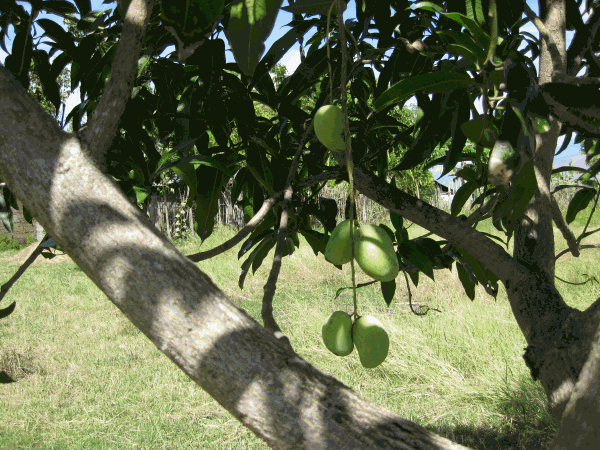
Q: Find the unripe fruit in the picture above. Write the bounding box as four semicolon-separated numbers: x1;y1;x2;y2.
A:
488;140;520;188
354;224;399;282
314;105;346;151
324;219;356;265
352;315;389;368
322;311;354;356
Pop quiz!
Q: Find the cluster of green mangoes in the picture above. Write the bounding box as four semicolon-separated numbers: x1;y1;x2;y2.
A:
324;220;399;282
315;106;394;369
322;311;389;368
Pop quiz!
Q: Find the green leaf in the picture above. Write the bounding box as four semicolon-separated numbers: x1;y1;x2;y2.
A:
373;71;472;112
408;270;419;287
390;209;403;231
451;181;478;216
22;205;33;224
225;0;284;76
36;18;79;60
41;1;79;19
161;0;226;38
460;117;497;147
399;241;434;280
455;246;498;285
194;167;227;241
412;2;444;13
566;188;596;224
381;279;396;307
74;0;92;16
437;30;487;64
441;12;490;47
299;229;328;256
281;0;346;15
457;263;476;300
506;159;537;225
251;236;277;274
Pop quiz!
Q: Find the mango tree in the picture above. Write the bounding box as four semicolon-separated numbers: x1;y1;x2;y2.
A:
1;0;600;448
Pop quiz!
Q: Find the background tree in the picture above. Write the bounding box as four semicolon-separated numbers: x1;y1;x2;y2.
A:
2;0;600;448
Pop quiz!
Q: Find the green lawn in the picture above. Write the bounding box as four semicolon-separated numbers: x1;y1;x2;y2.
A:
1;207;599;449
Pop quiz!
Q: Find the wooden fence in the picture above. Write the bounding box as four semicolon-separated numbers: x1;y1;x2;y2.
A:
0;180;588;246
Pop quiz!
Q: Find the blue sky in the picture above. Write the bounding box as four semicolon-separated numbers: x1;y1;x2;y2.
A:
0;0;587;169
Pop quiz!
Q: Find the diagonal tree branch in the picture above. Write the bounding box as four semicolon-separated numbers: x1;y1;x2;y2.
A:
0;62;471;450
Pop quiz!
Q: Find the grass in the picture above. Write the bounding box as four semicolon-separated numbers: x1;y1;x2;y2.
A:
1;204;599;449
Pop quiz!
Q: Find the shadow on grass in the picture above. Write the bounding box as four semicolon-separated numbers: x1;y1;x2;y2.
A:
432;421;555;450
431;374;557;449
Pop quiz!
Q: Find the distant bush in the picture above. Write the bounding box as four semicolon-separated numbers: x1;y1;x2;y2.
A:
0;235;22;252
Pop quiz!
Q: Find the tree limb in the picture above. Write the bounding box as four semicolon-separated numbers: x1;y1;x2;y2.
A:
80;0;154;172
551;312;600;449
261;120;314;349
551;196;580;257
185;170;344;263
0;65;471;450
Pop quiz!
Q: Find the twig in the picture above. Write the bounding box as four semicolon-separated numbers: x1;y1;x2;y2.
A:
0;234;50;304
186;193;281;262
551;196;580;257
185;170;344;262
260;117;315;350
555;244;600;261
402;271;440;315
555;274;598;286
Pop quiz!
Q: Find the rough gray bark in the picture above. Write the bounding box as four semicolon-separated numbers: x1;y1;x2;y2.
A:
0;65;470;450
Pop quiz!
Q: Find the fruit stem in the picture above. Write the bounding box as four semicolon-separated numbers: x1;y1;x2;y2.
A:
334;0;358;318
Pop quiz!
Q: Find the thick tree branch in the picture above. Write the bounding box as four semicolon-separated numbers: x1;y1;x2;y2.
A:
80;0;154;172
340;161;521;284
551;301;600;449
0;64;470;450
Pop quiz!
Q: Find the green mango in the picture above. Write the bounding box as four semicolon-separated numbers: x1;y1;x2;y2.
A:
352;315;389;368
354;224;399;282
488;140;520;187
324;219;356;265
322;311;354;356
460;117;498;148
314;105;347;151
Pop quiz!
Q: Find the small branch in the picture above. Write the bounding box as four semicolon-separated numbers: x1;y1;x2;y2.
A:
186;193;280;262
185;170;344;262
0;234;50;304
579;226;600;241
578;185;600;245
401;271;440;315
555;274;598;286
80;0;154;172
261;120;315;350
551;196;580;257
556;244;600;261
